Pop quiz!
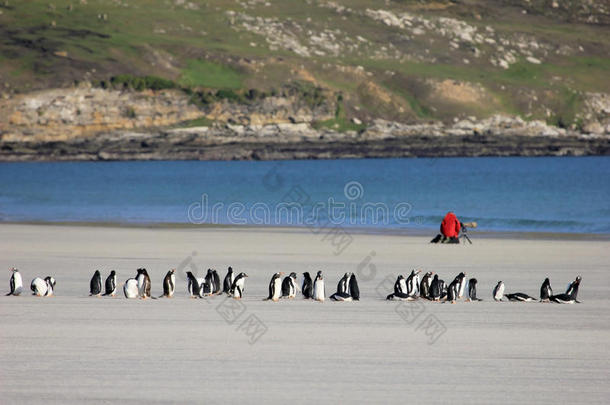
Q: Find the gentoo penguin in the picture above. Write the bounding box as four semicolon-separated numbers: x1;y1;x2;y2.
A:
302;272;313;299
439;279;447;300
211;269;221;294
89;270;102;296
266;272;284;301
6;268;23;296
446;278;459;303
313;271;325;302
429;274;441;301
455;272;467;299
186;271;200;298
550;276;581;304
223;267;235;295
349;273;360;301
201;269;215;296
419;272;433;299
123;278;139;299
103;270;117;296
505;292;536;302
492;281;505;301
231;272;248;299
386;275;415;301
330;273;352;301
406;270;421;297
466;278;482;301
31;276;56;297
540;278;553;302
136;268;152;299
281;272;299;299
160;269;176;298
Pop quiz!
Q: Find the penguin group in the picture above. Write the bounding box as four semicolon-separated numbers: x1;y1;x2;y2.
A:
5;266;583;305
5;267;56;297
493;275;582;304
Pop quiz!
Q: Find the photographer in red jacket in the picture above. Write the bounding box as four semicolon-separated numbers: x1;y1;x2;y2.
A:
431;211;462;244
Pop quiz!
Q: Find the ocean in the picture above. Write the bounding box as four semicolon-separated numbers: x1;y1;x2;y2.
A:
0;156;608;234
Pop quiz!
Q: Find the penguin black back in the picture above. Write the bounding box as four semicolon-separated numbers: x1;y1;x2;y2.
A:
302;272;313;299
223;267;234;294
349;274;360;301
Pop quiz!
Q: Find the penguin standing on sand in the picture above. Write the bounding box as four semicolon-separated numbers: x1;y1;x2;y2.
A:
419;272;433;299
186;271;199;298
313;271;325;302
231;272;248;299
103;270;117;296
31;276;56;297
429;274;441;301
266;272;284;301
466;278;482;301
406;270;421;297
330;273;352;301
540;278;553;302
456;272;467;299
446;278;459;303
302;272;313;299
211;269;221;294
223;267;235;295
550;276;581;304
201;269;215;296
6;268;23;296
136;268;152;299
123;278;139;299
493;281;505;301
281;272;299;299
160;269;176;298
90;270;102;296
349;273;360;301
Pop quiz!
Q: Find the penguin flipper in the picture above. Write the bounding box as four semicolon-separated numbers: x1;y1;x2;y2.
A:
5;292;12;296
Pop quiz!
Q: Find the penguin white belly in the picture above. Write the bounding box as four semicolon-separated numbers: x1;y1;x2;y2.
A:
124;279;139;299
399;279;407;294
13;273;23;295
313;280;325;301
272;278;282;301
458;280;466;299
288;280;296;298
169;274;176;297
233;279;245;298
31;278;47;296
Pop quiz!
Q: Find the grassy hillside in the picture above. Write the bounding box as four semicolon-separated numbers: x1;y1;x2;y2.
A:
1;0;609;128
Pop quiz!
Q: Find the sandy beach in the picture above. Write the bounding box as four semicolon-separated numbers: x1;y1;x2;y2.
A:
1;223;609;404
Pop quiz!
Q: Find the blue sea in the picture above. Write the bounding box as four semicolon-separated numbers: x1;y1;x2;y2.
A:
0;157;608;234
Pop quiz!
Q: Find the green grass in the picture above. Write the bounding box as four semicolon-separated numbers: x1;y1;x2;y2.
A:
179;59;244;89
177;116;215;128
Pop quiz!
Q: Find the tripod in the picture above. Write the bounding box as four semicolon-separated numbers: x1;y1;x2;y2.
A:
459;224;472;244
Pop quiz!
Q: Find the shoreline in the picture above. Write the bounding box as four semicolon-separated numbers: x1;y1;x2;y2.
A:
2;220;609;241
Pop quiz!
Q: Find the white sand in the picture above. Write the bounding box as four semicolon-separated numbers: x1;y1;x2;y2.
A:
1;224;609;404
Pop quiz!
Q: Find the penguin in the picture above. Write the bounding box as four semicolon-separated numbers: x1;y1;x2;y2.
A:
136;268;152;299
231;272;248;299
266;272;284;301
466;278;482;301
551;276;581;304
31;276;56;297
330;273;352;301
313;271;325;302
6;268;23;296
302;272;313;299
505;292;536;302
386;275;415;301
202;269;214;296
349;273;360;301
540;278;553;302
419;272;433;299
455;272;467;299
223;267;235;295
123;278;139;299
186;271;199;298
439;279;447;300
89;270;102;296
102;270;117;296
429;274;441;301
406;270;421;297
160;269;176;298
493;281;505;301
211;269;221;294
446;278;459;303
281;272;299;299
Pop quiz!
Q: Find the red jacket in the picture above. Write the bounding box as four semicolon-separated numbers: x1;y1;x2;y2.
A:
440;212;461;238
